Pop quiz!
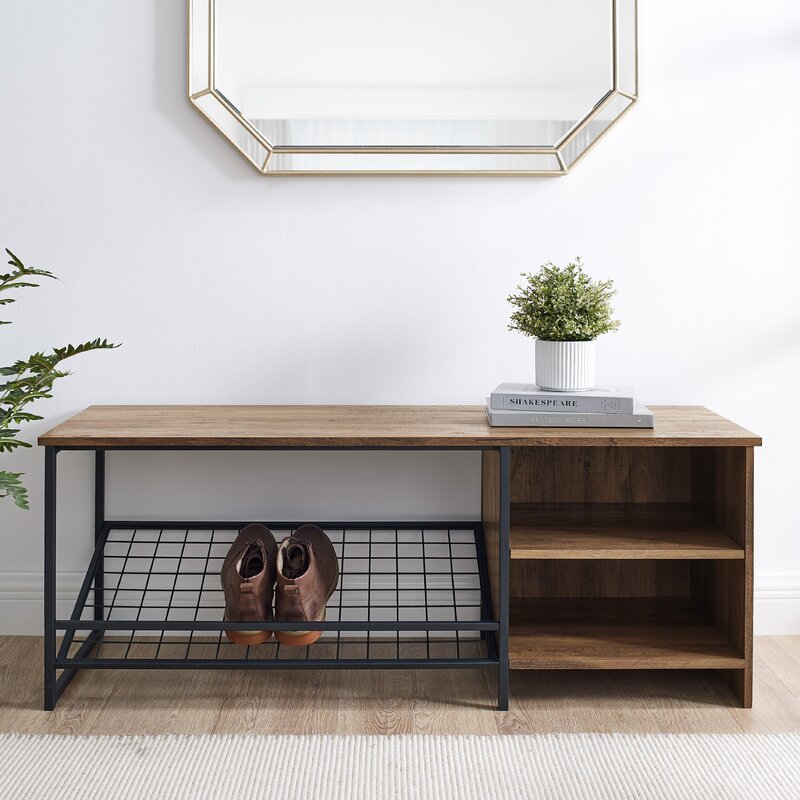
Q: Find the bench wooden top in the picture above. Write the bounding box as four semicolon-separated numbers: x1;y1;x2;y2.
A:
38;405;761;448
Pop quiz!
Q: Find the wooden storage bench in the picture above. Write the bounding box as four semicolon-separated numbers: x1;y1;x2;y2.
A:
39;405;760;710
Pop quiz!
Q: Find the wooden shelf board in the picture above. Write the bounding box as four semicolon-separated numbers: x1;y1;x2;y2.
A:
38;405;762;448
511;503;744;560
509;598;745;670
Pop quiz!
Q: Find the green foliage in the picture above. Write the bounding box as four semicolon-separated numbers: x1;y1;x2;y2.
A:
1;249;118;510
0;249;56;325
0;471;28;509
507;258;620;342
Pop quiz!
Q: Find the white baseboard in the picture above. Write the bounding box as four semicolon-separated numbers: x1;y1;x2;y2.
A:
754;573;800;635
1;571;799;635
0;572;85;635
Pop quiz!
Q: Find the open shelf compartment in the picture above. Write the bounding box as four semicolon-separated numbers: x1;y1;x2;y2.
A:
56;522;499;670
511;503;744;560
509;597;745;669
506;556;747;671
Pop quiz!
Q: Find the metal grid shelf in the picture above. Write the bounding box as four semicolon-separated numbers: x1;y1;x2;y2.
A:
57;522;498;671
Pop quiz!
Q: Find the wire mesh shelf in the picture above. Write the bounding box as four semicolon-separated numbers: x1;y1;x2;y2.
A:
58;523;497;668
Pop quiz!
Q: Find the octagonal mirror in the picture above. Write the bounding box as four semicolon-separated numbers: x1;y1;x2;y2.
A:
189;0;637;175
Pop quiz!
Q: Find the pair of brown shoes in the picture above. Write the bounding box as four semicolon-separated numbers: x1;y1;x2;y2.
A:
220;523;339;647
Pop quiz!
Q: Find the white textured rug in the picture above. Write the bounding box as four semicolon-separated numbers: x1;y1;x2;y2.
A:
2;734;800;800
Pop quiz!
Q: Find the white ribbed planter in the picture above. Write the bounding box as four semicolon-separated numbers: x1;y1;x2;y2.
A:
535;340;596;391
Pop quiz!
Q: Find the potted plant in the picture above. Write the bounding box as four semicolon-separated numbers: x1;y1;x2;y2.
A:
1;249;117;509
507;258;620;391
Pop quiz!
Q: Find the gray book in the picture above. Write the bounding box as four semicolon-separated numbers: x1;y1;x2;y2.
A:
485;401;654;428
490;382;635;414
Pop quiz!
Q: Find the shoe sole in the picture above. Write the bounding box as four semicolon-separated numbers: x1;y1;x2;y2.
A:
224;615;273;645
275;610;326;647
225;630;272;645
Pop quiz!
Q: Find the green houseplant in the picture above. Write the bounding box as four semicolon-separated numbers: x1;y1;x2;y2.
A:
1;249;117;509
507;258;619;391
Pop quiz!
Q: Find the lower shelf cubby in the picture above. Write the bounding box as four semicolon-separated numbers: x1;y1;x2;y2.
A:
508;597;745;670
506;554;747;679
56;522;497;671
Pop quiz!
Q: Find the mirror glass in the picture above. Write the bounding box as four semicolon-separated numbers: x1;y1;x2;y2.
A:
189;0;637;174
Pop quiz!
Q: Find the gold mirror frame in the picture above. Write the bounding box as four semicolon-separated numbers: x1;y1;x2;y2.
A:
188;0;638;176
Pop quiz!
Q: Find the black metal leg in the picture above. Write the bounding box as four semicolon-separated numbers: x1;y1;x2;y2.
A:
474;522;497;660
498;446;511;711
57;451;109;665
43;446;57;710
94;451;105;622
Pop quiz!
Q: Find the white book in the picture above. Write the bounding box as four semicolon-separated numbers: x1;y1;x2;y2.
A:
490;382;635;414
485;401;654;429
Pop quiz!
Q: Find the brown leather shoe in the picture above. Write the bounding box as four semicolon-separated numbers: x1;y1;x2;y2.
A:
275;524;339;646
220;523;277;645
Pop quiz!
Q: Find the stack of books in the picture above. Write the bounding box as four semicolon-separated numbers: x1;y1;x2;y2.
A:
485;383;654;428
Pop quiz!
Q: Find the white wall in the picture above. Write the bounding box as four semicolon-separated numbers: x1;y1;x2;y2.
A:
0;0;798;633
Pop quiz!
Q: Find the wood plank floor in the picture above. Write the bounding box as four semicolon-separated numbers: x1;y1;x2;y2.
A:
1;636;799;735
